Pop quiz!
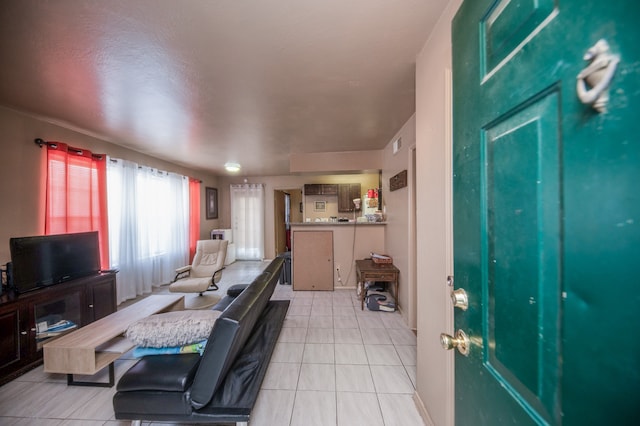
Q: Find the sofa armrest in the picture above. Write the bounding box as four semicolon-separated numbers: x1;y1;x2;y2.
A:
227;284;248;297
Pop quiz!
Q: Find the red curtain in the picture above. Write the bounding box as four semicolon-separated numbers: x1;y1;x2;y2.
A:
46;142;109;269
189;178;201;262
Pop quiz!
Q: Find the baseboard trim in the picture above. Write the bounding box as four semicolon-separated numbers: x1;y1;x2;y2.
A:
413;391;435;426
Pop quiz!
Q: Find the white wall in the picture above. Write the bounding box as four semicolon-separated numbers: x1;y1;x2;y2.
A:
414;1;462;425
382;114;416;327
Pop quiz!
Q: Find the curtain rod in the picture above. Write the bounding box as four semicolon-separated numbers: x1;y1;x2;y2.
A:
39;139;201;182
34;138;105;160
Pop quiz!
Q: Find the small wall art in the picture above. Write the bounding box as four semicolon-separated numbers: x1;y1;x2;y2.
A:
206;187;218;219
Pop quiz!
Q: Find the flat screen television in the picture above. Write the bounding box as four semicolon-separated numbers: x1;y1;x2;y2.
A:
9;231;101;294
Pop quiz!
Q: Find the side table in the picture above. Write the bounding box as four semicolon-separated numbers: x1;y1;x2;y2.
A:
355;259;399;311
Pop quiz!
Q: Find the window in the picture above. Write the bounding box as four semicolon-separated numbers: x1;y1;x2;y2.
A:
107;159;189;303
45;143;109;269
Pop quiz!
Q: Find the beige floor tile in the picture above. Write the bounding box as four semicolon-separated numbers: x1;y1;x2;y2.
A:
12;365;64;384
290;297;313;306
293;290;314;299
337;392;384;426
388;327;417;346
278;327;308;343
334;343;368;365
364;344;402;366
308;316;334;328
333;328;362;344
311;305;333;316
370;365;415;394
288;305;312;316
298;363;336;391
0;381;103;418
333;306;355;316
272;342;305;363
378;393;426;426
290;390;337;426
283;315;310;328
302;343;335;364
360;328;392;345
357;314;386;329
306;327;335;344
331;294;355;307
333;315;359;329
251;389;296;426
262;362;301;390
66;386;117;420
312;298;333;307
395;345;417;366
0;418;63;425
313;292;333;300
335;365;375;392
405;365;417;388
380;313;408;329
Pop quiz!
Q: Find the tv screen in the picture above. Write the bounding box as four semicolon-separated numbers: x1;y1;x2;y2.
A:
9;231;100;294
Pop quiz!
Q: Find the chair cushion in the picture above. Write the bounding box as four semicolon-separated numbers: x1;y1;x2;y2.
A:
169;277;212;293
126;310;222;348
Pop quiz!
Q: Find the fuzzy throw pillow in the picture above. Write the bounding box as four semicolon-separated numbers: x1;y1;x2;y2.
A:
126;309;221;348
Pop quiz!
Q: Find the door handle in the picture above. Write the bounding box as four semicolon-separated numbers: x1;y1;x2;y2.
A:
450;288;468;310
576;39;619;113
440;330;470;356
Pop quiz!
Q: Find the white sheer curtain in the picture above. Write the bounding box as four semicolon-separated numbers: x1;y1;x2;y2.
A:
230;183;265;260
107;159;189;303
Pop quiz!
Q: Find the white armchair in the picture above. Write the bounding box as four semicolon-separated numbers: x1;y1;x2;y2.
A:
169;240;229;305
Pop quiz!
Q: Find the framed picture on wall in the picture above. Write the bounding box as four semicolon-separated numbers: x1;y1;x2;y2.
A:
314;201;326;212
206;187;218;219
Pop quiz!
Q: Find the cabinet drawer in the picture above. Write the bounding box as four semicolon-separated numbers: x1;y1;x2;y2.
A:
362;272;396;281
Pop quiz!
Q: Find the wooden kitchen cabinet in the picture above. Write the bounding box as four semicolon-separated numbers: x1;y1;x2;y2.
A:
338;183;361;212
292;230;334;291
304;184;338;195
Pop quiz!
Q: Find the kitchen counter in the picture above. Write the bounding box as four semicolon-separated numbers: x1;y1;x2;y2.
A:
290;222;385;288
291;221;386;226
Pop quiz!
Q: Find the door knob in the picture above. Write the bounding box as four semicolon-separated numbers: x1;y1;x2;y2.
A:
440;329;470;356
450;288;468;310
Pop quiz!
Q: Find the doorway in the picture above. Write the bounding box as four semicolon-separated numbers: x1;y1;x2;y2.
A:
274;188;303;255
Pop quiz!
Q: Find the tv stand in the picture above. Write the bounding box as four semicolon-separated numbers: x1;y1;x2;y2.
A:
0;272;117;386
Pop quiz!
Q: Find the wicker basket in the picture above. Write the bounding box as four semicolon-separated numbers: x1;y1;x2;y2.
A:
371;254;393;264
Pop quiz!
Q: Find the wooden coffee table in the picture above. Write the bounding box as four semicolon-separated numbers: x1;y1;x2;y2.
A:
43;294;184;386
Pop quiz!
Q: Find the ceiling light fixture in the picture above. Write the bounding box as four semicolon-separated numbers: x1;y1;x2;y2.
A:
224;162;241;173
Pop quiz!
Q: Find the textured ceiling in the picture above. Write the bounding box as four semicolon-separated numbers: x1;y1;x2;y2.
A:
0;0;448;176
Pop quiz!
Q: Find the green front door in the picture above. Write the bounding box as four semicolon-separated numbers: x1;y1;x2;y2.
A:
452;1;639;424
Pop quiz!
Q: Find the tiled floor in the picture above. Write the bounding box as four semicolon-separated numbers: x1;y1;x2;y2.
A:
0;261;425;426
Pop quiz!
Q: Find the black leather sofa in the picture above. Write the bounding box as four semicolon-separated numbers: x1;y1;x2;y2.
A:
113;257;288;426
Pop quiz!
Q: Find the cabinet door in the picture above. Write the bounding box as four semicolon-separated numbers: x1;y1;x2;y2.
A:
321;184;338;195
292;231;333;291
86;275;117;322
304;184;322;195
32;288;83;350
338;184;361;212
0;305;26;373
